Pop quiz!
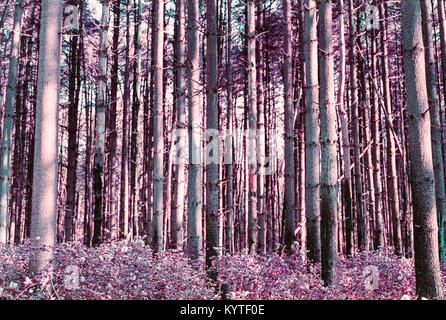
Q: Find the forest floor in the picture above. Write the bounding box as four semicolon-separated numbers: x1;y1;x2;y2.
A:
0;241;444;300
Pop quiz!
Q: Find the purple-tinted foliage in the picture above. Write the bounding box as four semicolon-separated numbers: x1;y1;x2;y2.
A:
0;242;443;300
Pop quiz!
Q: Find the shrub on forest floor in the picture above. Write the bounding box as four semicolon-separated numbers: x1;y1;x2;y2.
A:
0;242;441;300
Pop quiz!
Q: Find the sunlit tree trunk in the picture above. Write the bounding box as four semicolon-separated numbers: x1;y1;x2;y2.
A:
0;0;23;244
256;0;266;255
120;1;131;240
319;0;338;285
401;0;444;300
420;0;446;262
225;0;234;254
152;0;165;253
247;0;257;254
186;0;203;260
172;0;186;250
206;0;220;281
92;0;110;247
28;0;63;275
304;0;320;262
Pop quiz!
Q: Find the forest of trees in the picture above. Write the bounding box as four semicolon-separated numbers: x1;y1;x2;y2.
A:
1;0;446;300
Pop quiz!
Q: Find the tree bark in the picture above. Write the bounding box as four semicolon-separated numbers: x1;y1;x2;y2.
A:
319;0;338;286
0;0;23;244
401;0;444;300
304;0;320;262
28;0;63;275
92;0;110;247
152;0;165;253
420;0;446;262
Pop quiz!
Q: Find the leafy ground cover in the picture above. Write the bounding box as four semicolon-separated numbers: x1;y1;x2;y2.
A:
0;241;443;300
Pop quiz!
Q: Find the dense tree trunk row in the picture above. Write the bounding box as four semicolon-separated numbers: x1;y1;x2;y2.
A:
0;0;446;299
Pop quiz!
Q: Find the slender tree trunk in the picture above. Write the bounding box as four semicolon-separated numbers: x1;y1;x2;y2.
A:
186;0;202;260
439;0;446;112
319;0;338;286
28;0;63;275
92;0;110;246
379;1;400;254
225;0;234;254
130;0;142;238
283;0;296;256
370;22;384;253
0;0;23;244
337;0;353;257
120;1;130;240
171;0;186;250
152;0;165;253
256;0;266;255
65;22;80;243
401;0;444;300
349;0;364;253
106;0;121;241
206;0;220;282
420;0;446;262
246;0;257;254
304;0;320;262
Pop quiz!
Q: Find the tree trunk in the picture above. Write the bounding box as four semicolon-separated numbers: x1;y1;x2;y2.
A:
319;0;338;286
65;21;81;242
0;0;23;244
379;1;400;254
28;0;63;275
304;0;320;262
337;0;353;257
206;0;220;282
401;0;444;300
247;0;257;254
92;0;110;247
172;0;186;250
120;1;131;240
420;0;446;262
186;0;203;261
152;0;165;253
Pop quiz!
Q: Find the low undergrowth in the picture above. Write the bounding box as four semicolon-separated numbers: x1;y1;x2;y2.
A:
0;241;442;300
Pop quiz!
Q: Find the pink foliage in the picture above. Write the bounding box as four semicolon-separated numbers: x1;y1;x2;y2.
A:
0;242;443;300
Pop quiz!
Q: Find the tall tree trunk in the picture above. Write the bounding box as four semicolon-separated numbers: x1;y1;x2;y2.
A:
439;0;446;112
186;0;202;260
401;0;444;300
130;0;142;238
256;0;266;255
0;0;23;244
247;0;257;254
152;0;165;253
304;0;320;262
120;1;131;240
337;0;353;257
92;0;110;246
225;0;234;254
370;19;384;253
379;1;400;254
172;0;186;250
319;0;338;285
106;0;121;241
65;19;80;243
349;0;364;253
28;0;63;275
420;0;446;262
206;0;219;282
283;0;296;256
